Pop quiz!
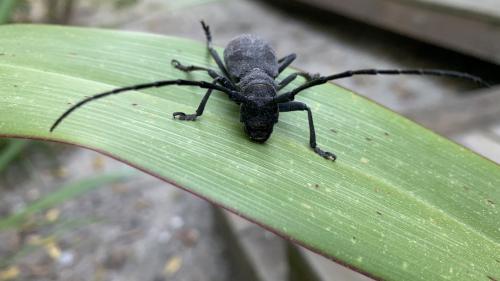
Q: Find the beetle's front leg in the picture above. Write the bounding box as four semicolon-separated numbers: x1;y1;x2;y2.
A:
173;79;218;121
279;101;336;161
171;59;236;90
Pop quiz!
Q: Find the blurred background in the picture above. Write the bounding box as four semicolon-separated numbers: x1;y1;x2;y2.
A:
0;0;499;280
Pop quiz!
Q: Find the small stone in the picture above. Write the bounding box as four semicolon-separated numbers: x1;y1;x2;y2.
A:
177;228;199;247
58;251;75;267
0;230;20;254
45;241;61;260
134;198;150;210
45;208;60;222
157;230;171;243
26;188;40;201
163;256;182;276
52;167;68;178
92;155;105;171
170;216;184;229
0;266;20;280
104;247;130;269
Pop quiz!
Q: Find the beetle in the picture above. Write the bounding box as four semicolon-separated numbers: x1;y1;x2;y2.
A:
50;21;489;161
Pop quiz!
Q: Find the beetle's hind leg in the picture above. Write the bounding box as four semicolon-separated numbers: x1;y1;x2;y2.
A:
279;101;336;161
200;21;233;81
278;53;297;74
173;78;218;121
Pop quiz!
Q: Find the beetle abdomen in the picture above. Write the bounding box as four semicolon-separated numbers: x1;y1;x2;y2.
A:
224;34;279;81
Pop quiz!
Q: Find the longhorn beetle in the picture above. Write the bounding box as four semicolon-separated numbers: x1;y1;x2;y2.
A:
50;21;490;161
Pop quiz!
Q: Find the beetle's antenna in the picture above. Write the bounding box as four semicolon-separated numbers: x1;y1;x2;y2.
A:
50;79;237;132
275;69;490;103
325;69;490;86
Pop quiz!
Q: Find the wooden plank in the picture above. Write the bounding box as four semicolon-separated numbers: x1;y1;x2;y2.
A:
290;0;500;64
410;0;500;23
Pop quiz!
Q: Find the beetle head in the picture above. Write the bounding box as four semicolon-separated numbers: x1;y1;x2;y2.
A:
240;84;278;143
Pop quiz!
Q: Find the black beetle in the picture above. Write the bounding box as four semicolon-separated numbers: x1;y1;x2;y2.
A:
50;21;489;161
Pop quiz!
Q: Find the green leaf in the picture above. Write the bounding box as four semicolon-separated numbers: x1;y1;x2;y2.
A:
0;25;498;281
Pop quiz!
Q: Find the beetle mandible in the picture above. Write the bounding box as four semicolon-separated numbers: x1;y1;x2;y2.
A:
50;21;490;161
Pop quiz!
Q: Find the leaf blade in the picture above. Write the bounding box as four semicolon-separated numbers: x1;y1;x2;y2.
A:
0;25;499;281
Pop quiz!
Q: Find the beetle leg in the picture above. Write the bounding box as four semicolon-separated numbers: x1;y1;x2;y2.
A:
171;59;215;73
279;101;336;161
171;59;236;90
200;21;233;83
173;79;218;121
278;72;321;91
278;73;298;90
278;53;297;74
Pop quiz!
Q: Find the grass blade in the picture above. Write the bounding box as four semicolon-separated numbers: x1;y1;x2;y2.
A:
0;139;29;172
0;173;129;229
0;0;18;24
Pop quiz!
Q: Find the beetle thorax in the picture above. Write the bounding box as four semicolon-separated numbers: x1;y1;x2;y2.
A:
239;68;277;94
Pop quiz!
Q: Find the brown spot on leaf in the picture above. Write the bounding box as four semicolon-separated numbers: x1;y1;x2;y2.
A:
132;103;138;106
486;199;495;206
314;184;319;188
330;129;337;133
376;211;382;216
384;132;390;136
487;276;497;281
365;137;372;141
